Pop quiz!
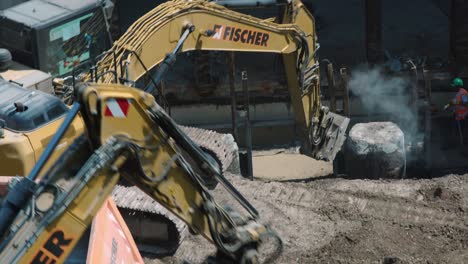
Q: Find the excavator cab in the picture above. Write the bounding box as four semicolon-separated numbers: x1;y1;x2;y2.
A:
0;0;113;78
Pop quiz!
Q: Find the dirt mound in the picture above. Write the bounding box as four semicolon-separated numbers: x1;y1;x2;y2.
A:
146;174;468;264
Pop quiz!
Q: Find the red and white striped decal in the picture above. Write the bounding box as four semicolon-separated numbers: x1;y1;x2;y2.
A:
104;98;130;118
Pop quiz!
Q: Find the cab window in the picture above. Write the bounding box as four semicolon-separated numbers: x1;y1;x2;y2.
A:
36;9;110;77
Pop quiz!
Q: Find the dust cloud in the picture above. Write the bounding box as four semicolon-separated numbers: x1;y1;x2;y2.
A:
348;67;420;143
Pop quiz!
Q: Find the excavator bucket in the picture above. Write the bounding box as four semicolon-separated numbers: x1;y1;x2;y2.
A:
307;110;350;162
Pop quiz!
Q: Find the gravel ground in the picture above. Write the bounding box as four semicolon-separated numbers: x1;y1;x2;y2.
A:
145;172;468;264
252;153;332;181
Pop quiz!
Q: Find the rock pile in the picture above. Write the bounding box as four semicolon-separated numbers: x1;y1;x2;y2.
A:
345;122;406;179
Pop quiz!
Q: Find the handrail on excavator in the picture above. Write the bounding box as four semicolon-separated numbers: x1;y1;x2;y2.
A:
209;0;288;8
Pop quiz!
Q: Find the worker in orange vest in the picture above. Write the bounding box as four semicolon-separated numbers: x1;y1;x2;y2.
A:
444;78;468;147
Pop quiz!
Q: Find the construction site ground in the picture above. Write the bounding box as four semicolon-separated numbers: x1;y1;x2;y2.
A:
145;151;468;264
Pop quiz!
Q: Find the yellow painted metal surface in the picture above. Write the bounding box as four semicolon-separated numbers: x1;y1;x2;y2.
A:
18;166;120;263
82;84;212;239
0;115;85;177
25;115;85;175
0;130;35;176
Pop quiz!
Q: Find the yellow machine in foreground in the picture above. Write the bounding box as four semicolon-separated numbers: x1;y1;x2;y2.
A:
0;84;281;263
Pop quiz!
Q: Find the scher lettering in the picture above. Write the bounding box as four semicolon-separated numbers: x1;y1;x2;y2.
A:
212;24;269;47
31;230;73;264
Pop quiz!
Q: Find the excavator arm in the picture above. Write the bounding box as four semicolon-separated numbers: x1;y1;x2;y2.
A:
0;84;281;263
93;0;349;161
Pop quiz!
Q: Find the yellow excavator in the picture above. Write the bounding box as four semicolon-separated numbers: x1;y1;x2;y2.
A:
0;0;349;262
91;0;349;161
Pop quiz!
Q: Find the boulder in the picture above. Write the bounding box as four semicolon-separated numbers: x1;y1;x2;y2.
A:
344;122;406;179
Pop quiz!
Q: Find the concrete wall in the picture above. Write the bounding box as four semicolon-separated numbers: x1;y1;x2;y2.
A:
310;0;449;67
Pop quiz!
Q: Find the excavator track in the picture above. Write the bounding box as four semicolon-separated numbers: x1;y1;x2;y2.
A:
112;126;240;256
111;185;187;257
179;125;240;174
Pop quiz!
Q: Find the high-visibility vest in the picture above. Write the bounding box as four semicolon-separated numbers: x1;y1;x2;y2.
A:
455;88;468;120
